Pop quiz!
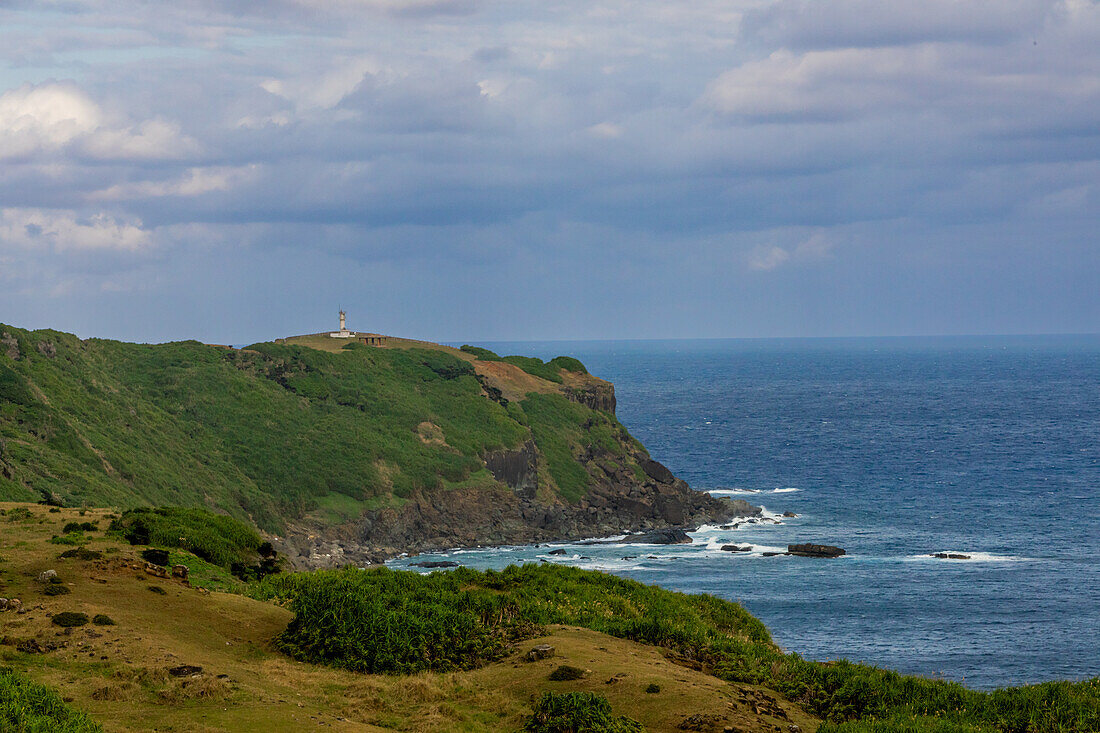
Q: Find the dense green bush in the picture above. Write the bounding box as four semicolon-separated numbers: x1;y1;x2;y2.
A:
548;356;587;374
256;567;534;673
460;345;502;361
0;667;102;732
109;507;263;570
502;355;563;383
548;665;587;681
51;612;88;627
62;522;97;534
525;692;644;733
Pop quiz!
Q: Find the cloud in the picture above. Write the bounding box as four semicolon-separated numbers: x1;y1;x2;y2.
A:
261;57;383;111
88;166;258;201
699;41;1100;123
747;244;791;271
0;208;152;252
0;82;199;161
742;0;1056;49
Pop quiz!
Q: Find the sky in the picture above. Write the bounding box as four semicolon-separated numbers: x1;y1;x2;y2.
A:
0;0;1097;344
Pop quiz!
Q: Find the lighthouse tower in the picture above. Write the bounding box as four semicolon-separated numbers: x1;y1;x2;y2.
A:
329;310;355;338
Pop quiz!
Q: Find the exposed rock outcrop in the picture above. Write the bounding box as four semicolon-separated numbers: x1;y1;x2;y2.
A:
482;440;538;496
787;543;846;558
564;383;616;413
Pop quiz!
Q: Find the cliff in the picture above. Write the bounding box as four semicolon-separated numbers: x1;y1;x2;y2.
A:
0;325;751;566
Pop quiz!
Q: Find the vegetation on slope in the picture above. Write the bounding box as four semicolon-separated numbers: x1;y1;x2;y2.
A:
0;667;102;733
255;564;1100;732
0;325;624;531
525;691;643;733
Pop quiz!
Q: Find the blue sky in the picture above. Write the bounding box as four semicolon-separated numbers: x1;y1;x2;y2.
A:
0;0;1097;343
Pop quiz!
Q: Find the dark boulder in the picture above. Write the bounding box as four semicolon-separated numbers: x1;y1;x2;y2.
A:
548;549;568;555
622;528;692;545
788;543;845;558
141;548;170;566
721;545;752;552
409;560;458;568
931;553;971;560
640;459;676;484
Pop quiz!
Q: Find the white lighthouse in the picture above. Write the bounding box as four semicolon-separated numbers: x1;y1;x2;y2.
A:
329;310;355;338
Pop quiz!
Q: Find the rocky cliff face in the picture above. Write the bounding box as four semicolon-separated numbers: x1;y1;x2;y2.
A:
280;454;758;568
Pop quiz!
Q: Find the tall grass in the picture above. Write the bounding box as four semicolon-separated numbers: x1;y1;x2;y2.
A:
525;691;643;733
0;667;102;733
108;506;263;569
255;564;1100;732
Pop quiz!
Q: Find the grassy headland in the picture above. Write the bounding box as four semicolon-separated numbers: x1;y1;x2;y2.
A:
1;324;725;564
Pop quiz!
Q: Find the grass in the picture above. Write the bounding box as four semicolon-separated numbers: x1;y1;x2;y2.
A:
255;563;1100;733
525;691;643;733
108;506;263;570
0;325;624;529
3;502;787;733
0;667;102;733
520;393;639;502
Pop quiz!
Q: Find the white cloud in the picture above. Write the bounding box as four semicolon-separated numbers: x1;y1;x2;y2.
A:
262;56;383;111
0;208;152;252
0;82;102;158
747;244;791;271
88;165;258;201
0;82;198;161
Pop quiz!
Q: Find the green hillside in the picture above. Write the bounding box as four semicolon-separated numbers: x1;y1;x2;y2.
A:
0;325;648;534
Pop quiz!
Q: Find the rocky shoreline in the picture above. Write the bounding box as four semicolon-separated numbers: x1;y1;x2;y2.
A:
275;456;761;569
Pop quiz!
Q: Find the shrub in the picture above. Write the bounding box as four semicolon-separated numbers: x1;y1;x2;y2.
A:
256;567;532;674
48;533;87;545
460;345;502;361
147;586;167;595
645;683;660;694
0;667;102;732
51;612;89;627
501;355;563;383
58;548;102;561
548;356;587;374
548;665;587;681
44;584;71;596
109;507;264;575
92;614;115;626
525;691;644;733
62;522;97;534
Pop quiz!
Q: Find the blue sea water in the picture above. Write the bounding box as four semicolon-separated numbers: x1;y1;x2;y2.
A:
389;336;1100;690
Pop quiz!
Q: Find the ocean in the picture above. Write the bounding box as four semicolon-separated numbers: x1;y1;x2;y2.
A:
388;335;1100;690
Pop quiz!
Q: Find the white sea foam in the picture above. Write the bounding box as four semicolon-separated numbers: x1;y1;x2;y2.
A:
906;551;1031;563
707;487;801;495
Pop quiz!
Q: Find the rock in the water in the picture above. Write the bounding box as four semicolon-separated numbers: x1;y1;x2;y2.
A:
525;643;555;662
141;549;170;567
761;552;783;557
622;528;692;545
931;553;971;560
782;511;798;518
788;543;845;558
548;549;567;556
409;560;458;568
721;545;752;552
